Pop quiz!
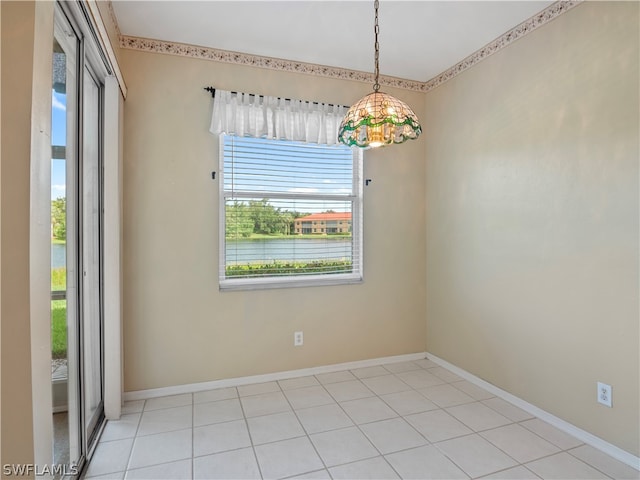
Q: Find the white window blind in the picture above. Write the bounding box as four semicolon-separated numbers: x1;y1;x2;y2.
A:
219;134;363;290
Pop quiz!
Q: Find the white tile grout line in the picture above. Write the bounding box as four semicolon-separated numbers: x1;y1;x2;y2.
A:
310;373;402;478
191;393;195;480
237;391;265;480
279;379;332;478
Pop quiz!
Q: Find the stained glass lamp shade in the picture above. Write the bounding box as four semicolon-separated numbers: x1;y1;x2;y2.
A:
337;91;421;148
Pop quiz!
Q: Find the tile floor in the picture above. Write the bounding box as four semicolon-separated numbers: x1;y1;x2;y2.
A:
84;359;639;479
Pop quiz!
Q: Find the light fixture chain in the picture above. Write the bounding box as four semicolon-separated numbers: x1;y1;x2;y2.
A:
373;0;380;92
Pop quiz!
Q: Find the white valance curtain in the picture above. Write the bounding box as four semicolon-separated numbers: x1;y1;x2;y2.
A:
209;89;348;145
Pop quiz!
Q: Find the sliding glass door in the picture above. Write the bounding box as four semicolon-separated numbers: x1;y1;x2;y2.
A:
81;63;104;447
51;4;105;472
51;21;77;469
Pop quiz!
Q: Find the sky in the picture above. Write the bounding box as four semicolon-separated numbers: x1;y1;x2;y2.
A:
51;90;66;200
223;135;356;215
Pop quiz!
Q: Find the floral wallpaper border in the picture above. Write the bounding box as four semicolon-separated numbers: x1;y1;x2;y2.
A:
118;1;581;93
423;0;581;91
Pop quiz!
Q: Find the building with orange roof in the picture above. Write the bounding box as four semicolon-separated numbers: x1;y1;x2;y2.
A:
294;212;352;235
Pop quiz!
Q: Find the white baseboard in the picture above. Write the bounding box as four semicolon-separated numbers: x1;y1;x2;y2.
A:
123;352;428;402
426;352;640;471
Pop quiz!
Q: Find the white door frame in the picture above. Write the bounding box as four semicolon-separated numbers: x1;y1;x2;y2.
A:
30;0;124;470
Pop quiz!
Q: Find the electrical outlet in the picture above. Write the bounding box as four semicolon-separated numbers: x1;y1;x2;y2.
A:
294;331;303;346
597;382;612;407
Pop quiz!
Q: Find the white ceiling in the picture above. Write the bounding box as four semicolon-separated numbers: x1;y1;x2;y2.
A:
112;1;554;83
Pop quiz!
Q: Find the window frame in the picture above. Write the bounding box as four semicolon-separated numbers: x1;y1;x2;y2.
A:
218;134;364;291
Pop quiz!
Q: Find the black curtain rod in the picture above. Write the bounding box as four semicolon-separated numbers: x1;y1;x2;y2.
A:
204;86;341;108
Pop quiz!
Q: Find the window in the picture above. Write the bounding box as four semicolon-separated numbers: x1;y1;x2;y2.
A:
219;135;363;290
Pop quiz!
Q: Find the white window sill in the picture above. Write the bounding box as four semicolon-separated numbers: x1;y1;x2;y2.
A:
219;272;363;291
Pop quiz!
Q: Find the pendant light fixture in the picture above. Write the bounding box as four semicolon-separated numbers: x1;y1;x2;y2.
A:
338;0;422;148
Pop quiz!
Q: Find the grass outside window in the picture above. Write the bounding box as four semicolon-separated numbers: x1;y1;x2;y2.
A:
51;266;67;359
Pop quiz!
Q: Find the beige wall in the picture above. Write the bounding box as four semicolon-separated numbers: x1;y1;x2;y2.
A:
1;1;37;468
425;1;639;456
120;49;427;392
